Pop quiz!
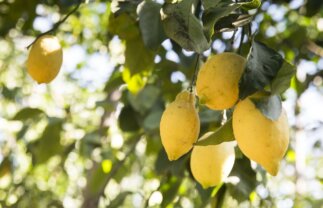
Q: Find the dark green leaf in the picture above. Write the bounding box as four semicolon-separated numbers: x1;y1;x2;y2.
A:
125;36;154;75
202;2;240;40
138;1;166;50
118;105;140;132
239;40;283;99
250;94;282;121
198;108;222;124
161;0;210;53
214;14;253;33
195;119;234;146
271;61;296;95
12;108;44;121
227;156;258;203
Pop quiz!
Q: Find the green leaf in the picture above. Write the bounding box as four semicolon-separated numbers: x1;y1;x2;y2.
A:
128;85;160;114
271;61;296;95
201;0;222;10
161;0;210;53
143;110;163;130
195;119;234;146
108;13;140;40
214;14;253;33
12;108;44;121
250;95;282;121
125;36;154;75
239;40;283;99
29;118;64;165
137;0;166;50
241;0;262;10
160;176;182;207
202;2;240;40
118;105;140;132
227;156;258;203
107;191;132;208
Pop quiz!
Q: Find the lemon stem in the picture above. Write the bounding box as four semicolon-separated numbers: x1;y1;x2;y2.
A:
188;54;200;93
26;0;83;49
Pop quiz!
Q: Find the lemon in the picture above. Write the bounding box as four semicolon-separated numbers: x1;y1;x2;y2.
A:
190;134;235;188
160;91;200;161
196;52;246;110
27;35;63;84
232;98;289;176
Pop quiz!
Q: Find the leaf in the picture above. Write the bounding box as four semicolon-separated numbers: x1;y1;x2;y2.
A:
143;110;163;130
195;119;234;146
12;108;44;121
241;0;262;10
128;85;160;114
227;156;258;203
125;36;154;75
239;40;284;99
202;2;240;40
271;61;296;95
201;0;222;10
160;176;182;207
214;14;253;33
122;68;147;94
137;0;166;50
118;105;140;132
108;13;140;40
250;95;282;121
107;191;132;208
29;118;64;165
161;0;210;53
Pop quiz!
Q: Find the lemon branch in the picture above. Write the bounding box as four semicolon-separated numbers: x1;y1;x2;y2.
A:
188;54;200;93
26;0;83;49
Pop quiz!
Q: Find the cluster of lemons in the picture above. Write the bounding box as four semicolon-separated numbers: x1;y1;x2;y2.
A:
27;35;63;84
160;53;289;188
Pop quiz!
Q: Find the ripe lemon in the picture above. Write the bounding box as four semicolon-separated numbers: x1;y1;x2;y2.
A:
190;134;235;188
232;98;289;176
27;35;63;84
196;52;246;110
160;91;200;161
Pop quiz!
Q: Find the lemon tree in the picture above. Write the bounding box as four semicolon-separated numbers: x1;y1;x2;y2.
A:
0;0;321;207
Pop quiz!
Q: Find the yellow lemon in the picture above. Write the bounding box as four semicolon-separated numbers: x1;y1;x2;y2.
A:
196;52;246;110
27;35;63;84
190;134;235;188
160;91;200;161
232;98;289;176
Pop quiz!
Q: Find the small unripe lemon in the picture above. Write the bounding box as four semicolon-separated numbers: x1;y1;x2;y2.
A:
27;35;63;84
232;98;289;176
160;91;200;161
190;134;235;188
196;52;246;110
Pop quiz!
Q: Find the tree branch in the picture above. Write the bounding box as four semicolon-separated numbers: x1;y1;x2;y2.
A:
26;1;83;49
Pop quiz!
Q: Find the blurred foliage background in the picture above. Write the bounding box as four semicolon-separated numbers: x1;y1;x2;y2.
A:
0;0;322;207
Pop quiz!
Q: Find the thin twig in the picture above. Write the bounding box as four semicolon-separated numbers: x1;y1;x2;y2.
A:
238;27;245;55
26;1;82;49
188;54;200;93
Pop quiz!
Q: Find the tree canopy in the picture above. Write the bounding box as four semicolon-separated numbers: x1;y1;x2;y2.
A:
0;0;322;207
